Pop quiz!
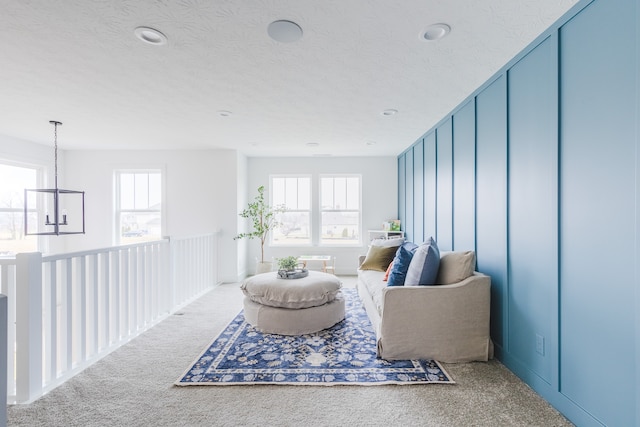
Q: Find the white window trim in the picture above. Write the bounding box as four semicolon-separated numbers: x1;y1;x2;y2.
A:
318;174;362;247
113;166;166;245
269;174;313;247
268;174;362;248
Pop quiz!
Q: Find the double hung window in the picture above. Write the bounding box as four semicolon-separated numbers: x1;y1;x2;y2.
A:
270;174;361;246
320;175;360;245
271;176;311;245
115;170;162;244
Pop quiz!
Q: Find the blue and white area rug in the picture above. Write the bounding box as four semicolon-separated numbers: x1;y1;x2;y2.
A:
175;288;454;386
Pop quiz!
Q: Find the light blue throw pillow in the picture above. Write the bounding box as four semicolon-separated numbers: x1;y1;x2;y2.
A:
404;237;440;286
387;242;418;287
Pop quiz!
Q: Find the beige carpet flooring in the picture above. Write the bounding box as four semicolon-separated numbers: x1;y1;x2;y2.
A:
7;276;573;427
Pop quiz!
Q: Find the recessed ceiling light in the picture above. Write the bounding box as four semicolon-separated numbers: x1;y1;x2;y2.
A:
306;142;319;147
421;23;451;41
366;141;377;146
218;110;232;117
134;26;168;45
382;109;398;116
268;20;303;43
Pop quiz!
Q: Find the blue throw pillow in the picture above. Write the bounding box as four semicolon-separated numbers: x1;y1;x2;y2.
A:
387;242;418;287
405;237;440;286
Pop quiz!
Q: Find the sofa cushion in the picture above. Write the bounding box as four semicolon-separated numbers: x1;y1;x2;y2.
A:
387;242;418;287
358;269;387;314
405;237;440;286
241;271;342;309
359;244;398;271
436;251;476;285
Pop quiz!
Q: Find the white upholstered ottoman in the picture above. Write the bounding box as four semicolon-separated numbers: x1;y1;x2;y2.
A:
240;271;345;335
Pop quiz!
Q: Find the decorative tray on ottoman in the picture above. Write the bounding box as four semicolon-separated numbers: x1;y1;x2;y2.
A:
277;269;309;279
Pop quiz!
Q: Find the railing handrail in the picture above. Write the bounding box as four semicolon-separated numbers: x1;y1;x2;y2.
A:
42;238;171;262
166;231;219;241
0;238;173;264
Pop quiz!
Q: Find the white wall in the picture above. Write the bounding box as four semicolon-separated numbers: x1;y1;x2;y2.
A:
235;153;249;279
59;149;242;283
245;156;398;275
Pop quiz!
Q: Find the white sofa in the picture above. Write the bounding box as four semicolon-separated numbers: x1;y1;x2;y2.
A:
357;251;493;363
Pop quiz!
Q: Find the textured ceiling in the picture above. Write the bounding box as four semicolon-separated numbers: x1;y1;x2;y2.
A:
0;0;578;157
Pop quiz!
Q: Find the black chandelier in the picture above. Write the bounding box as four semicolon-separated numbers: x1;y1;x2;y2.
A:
24;121;85;235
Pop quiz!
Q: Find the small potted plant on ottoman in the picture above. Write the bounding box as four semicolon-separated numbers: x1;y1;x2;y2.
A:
277;256;308;279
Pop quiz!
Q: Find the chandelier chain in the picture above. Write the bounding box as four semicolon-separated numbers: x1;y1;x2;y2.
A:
54;122;58;189
50;120;62;189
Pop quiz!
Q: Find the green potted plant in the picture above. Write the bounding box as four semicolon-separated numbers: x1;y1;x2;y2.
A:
234;185;285;274
277;255;308;279
277;256;299;271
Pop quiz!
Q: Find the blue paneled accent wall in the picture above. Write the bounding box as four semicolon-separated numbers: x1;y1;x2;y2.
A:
397;156;405;238
436;120;453;251
404;149;414;242
559;1;637;425
412;141;424;243
396;0;638;426
507;34;558;388
475;75;508;353
424;133;437;241
451;100;475;252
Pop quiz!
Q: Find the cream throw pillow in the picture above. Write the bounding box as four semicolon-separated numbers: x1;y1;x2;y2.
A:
359;245;398;271
436;251;476;284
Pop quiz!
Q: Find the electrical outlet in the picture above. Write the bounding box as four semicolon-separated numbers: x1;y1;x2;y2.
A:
536;334;545;356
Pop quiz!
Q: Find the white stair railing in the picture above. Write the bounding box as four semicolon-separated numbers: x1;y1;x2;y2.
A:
1;232;218;404
170;234;218;308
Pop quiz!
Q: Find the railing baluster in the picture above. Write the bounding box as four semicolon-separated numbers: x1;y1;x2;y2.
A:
122;249;129;339
79;256;87;363
170;240;176;307
150;244;157;319
91;254;99;357
149;244;155;320
148;244;154;320
64;258;72;372
101;251;110;350
112;250;120;343
42;263;51;384
131;247;138;332
137;246;148;329
49;262;58;382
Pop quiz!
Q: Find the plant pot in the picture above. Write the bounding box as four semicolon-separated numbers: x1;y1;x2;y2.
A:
256;261;273;274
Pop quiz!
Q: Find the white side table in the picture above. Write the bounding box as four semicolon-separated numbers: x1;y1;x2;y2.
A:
297;255;333;273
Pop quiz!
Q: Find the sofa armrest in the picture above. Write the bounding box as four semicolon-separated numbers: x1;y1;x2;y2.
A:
378;273;492;362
